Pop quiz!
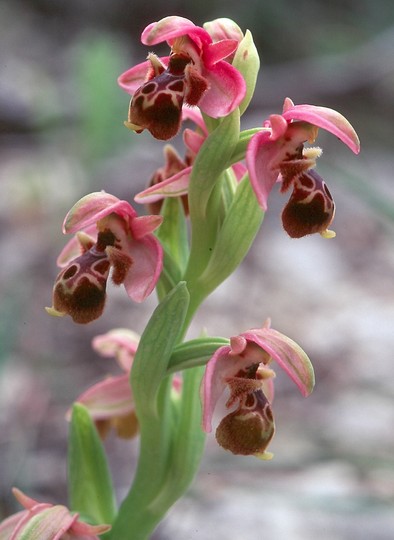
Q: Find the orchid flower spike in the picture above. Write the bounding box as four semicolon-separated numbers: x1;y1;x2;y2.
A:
118;16;246;140
201;320;314;459
246;97;360;238
46;192;163;324
0;488;110;539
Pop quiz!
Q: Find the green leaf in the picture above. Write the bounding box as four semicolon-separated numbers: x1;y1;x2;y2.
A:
232;30;260;115
200;176;264;294
150;366;206;513
131;282;190;420
68;403;116;525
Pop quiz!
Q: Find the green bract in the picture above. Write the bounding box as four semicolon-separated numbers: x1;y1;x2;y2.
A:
232;29;260;115
68;403;116;525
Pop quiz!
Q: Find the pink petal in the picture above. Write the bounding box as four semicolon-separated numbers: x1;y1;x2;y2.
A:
10;505;75;540
229;335;247;355
198;61;246;117
141;16;209;48
203;18;244;43
0;511;26;539
203;39;240;66
201;346;231;432
231;161;247;181
282;102;360;154
118;57;170;95
134;167;192;205
7;489;110;540
201;346;252;432
122;234;163;302
131;214;163;239
63;193;136;234
246;129;279;210
268;114;289;140
72;374;134;420
56;225;97;267
242;328;315;397
12;488;41;510
282;97;295;112
183;129;205;154
70;520;111;537
181;107;207;133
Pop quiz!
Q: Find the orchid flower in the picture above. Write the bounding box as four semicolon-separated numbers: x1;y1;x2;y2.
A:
0;488;110;540
118;16;246;140
134;108;246;206
68;329;140;439
246;97;360;238
201;320;314;459
139;144;192;215
46;192;163;324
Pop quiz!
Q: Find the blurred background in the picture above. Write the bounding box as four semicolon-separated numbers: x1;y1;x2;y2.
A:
1;1;394;539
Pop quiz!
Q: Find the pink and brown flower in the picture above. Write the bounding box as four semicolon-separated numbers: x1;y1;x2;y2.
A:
201;320;314;458
0;488;110;539
246;98;360;238
68;328;140;439
47;192;163;324
118;16;246;140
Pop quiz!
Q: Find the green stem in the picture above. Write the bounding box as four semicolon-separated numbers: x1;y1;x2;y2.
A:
107;378;173;540
167;337;230;373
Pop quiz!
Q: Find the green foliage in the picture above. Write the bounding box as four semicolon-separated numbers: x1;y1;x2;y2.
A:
68;404;116;525
131;282;190;420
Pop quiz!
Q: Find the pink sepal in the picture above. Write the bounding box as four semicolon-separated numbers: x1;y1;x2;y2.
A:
63;193;136;234
203;18;244;43
141;16;210;47
8;489;110;540
242;328;315;397
131;214;163;239
71;374;134;420
203;39;239;65
282;101;360;154
183;129;205;154
268;114;288;140
202;345;248;432
9;505;75;540
0;511;26;539
246;129;277;210
135;167;192;204
181;107;207;133
69;520;111;537
198;60;246;117
232;161;247;181
122;233;163;302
